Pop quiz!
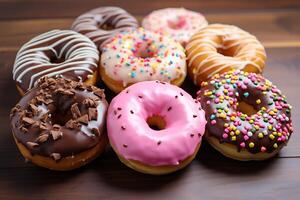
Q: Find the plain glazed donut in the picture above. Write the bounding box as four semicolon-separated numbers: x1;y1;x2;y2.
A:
10;77;108;170
198;70;293;161
100;28;187;93
107;81;206;174
142;7;208;46
13;29;99;95
71;6;138;49
186;24;267;85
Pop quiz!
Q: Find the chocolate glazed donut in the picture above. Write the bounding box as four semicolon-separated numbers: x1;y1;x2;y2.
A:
71;6;138;49
198;70;293;160
12;29;99;95
10;77;108;170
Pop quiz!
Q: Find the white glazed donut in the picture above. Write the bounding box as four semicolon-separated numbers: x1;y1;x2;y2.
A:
100;28;187;93
142;8;208;46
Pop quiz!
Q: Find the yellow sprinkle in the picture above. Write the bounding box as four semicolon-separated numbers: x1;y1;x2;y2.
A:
278;132;282;137
273;143;278;148
249;142;255;148
230;116;236;121
230;131;235;136
235;130;240;135
258;133;264;138
224;89;228;94
269;111;275;115
268;125;273;130
224;123;229;127
249;120;254;124
219;113;226;118
231;136;236;141
269;134;275;140
261;107;266;111
254;125;260;130
272;132;277;136
221;80;226;84
256;99;261;104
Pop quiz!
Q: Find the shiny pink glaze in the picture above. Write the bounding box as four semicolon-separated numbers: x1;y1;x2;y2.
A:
107;81;206;166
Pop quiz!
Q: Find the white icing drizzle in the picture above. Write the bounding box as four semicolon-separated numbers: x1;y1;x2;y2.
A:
186;24;266;84
71;6;138;49
13;29;99;91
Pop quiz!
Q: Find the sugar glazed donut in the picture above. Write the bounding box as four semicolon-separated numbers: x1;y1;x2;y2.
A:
13;30;99;95
107;81;206;174
71;6;138;49
10;77;108;170
100;28;187;93
198;70;293;161
142;8;208;46
186;24;267;85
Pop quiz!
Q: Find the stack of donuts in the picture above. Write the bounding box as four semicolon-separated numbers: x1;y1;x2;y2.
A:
10;6;293;174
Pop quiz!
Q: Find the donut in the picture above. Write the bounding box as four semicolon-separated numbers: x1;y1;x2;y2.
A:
198;70;293;161
142;8;208;46
186;24;267;85
12;29;99;95
100;28;187;93
71;6;138;49
107;81;206;174
10;77;108;170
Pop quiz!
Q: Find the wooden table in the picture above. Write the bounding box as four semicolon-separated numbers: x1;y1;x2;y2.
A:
0;1;300;199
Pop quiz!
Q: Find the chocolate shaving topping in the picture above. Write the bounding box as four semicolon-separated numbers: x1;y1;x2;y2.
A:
121;126;126;130
77;114;89;125
35;133;49;143
71;103;81;119
50;130;63;140
157;141;162;145
26;142;39;149
167;106;172;111
50;153;61;161
11;77;108;160
22;117;35;125
92;128;100;136
88;108;97;121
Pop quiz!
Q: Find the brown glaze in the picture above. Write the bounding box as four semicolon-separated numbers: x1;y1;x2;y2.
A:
71;6;138;49
10;77;108;161
12;30;99;93
198;70;293;154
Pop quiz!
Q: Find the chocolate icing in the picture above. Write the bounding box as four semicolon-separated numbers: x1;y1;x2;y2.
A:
12;30;99;93
71;6;138;49
10;77;108;161
198;70;293;154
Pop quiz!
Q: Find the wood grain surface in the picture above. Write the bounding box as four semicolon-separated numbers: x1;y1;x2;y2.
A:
0;1;299;199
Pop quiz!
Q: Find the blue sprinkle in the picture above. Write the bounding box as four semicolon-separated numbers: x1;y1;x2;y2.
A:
131;72;136;78
243;92;249;98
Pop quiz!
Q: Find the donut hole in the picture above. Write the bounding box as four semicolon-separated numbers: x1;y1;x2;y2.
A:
146;115;166;131
50;56;65;64
98;22;114;31
167;16;186;30
237;101;258;116
135;46;157;59
217;47;235;57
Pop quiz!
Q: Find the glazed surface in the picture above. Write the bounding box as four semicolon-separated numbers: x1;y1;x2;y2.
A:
107;81;206;166
101;28;187;87
142;8;208;46
71;6;138;49
198;70;293;154
186;24;266;84
10;77;108;161
12;30;99;92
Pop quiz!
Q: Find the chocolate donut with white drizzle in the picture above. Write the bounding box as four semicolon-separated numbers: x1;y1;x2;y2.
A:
12;29;99;95
71;6;138;50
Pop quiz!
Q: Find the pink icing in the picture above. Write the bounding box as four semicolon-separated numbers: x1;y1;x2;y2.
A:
107;81;206;166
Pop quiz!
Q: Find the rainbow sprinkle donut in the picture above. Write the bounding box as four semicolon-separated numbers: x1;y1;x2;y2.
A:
142;8;208;46
198;70;293;161
100;28;187;93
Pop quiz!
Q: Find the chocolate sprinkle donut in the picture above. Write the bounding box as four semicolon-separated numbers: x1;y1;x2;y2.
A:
71;6;138;49
10;77;108;161
198;70;293;154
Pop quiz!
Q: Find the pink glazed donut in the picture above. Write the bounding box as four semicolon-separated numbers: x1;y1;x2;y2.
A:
107;81;206;175
142;8;208;46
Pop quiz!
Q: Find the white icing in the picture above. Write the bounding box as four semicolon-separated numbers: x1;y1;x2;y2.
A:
100;28;187;86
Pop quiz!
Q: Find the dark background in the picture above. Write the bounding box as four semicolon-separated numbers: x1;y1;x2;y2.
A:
0;0;300;199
